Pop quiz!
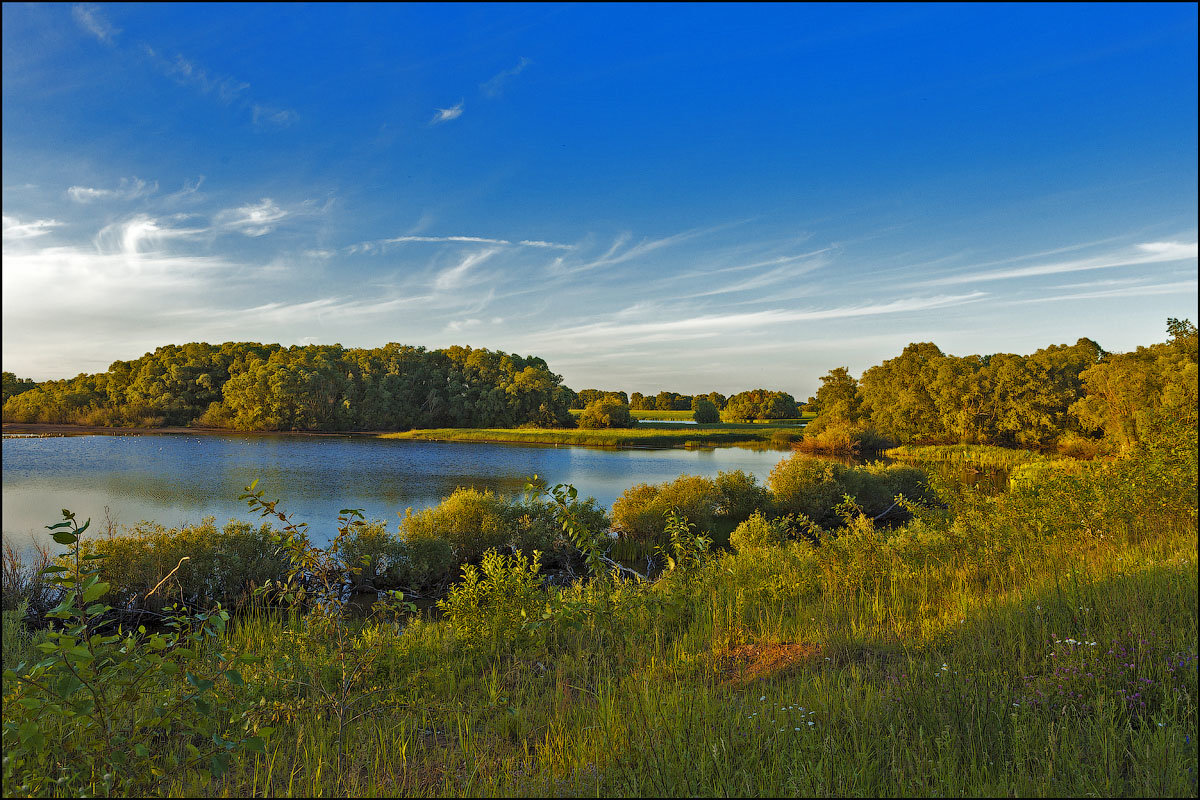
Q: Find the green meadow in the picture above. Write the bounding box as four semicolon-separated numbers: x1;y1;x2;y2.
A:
381;421;804;449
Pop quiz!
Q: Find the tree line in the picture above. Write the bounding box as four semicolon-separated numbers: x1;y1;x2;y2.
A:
804;318;1197;452
1;342;576;431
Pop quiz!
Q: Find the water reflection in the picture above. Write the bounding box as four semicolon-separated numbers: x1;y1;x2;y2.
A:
2;434;793;548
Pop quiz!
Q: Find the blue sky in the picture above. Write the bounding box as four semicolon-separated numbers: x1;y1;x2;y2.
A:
3;3;1196;396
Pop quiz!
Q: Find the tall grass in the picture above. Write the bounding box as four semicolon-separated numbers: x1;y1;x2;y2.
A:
5;441;1196;797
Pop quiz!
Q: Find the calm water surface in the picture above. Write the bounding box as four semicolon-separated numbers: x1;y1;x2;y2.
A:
2;434;794;548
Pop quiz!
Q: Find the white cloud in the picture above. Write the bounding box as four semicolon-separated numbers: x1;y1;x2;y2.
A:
434;248;499;290
2;216;62;240
72;4;119;44
95;215;206;255
1012;279;1198;304
480;57;531;98
216;198;288;237
431;101;464;125
446;318;482;332
527;293;987;352
388;234;509;246
67;176;158;203
922;241;1198;286
348;234;575;252
554;223;740;275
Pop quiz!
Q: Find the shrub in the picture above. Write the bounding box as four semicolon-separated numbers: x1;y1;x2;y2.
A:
335;520;408;591
714;469;771;521
2;542;58;620
504;495;608;568
768;455;927;527
576;399;637;429
400;536;458;589
797;421;894;454
611;475;720;543
3;511;261;797
438;549;545;649
729;511;791;552
399;488;509;562
73;518;289;614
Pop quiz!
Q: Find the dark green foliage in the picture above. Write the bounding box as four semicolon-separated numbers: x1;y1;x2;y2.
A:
1;372;39;405
576;399;637;429
797;327;1195;451
691;397;719;423
1;341;575;431
397;487;609;584
1071;319;1197;451
720;389;799;422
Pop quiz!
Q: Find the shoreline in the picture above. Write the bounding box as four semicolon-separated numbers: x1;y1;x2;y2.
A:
1;423;387;438
3;421;800;450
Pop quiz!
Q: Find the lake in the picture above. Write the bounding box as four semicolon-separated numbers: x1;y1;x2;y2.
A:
2;433;796;549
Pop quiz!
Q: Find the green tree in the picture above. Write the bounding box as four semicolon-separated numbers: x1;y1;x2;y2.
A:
692;397;719;423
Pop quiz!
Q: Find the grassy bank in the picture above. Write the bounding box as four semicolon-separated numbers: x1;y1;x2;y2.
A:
382;422;803;448
885;443;1057;468
3;439;1196;796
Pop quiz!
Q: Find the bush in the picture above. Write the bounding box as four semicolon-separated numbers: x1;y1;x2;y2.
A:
504;496;608;568
399;488;509;562
576;399;637;429
2;543;58;620
401;537;457;589
74;518;289;614
336;520;409;591
714;469;770;521
611;475;720;543
437;549;545;650
729;511;791;552
797;421;894;454
768;455;927;527
3;511;261;797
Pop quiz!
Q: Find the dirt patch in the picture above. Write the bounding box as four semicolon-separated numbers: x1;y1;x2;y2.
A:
714;642;819;686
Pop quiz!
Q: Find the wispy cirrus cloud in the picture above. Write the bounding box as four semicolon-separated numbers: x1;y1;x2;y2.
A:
2;216;63;240
480;57;531;97
215;198;288;237
433;248;499;290
528;292;987;351
67;176;158;203
71;5;296;127
346;234;574;254
95;215;207;255
551;222;745;276
1011;278;1198;304
72;4;120;44
431;101;464;124
921;240;1198;286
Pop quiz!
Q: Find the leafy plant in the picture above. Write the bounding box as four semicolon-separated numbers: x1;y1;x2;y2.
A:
2;510;262;798
238;481;415;782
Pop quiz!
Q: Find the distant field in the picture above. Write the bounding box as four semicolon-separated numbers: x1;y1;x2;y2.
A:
569;408;814;423
382;423;803;448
